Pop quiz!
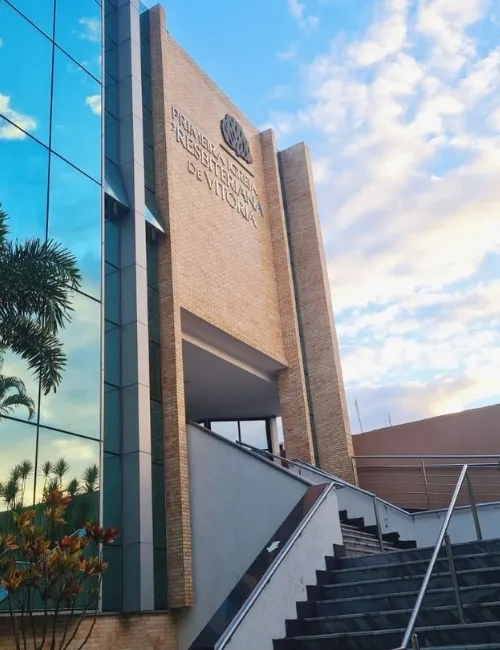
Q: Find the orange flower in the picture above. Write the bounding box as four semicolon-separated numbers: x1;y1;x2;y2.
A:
1;569;24;593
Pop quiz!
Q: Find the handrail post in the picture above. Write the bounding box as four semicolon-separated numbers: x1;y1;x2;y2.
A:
373;496;384;551
444;533;465;623
421;459;431;510
465;470;482;540
411;633;420;650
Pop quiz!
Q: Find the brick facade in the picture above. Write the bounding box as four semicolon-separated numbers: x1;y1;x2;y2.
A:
279;144;356;483
148;3;354;609
0;613;177;650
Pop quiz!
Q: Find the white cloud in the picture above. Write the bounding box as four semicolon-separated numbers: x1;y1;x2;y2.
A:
278;45;299;61
287;0;319;32
78;17;100;43
269;0;500;429
85;94;101;115
0;94;37;139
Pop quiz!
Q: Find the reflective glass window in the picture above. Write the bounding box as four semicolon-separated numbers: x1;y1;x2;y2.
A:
55;0;102;81
52;47;102;182
148;287;160;344
104;321;120;388
36;428;100;528
105;265;120;324
150;401;164;464
39;293;101;439
153;547;168;611
211;421;239;443
48;154;102;300
9;0;55;38
0;350;40;424
105;74;118;118
104;385;120;454
0;3;52;145
149;341;162;403
104;4;118;44
240;420;268;450
0;419;37;521
102;546;121;611
105;111;119;164
152;463;166;546
0;118;48;241
103;452;120;529
105;37;119;81
104;208;121;267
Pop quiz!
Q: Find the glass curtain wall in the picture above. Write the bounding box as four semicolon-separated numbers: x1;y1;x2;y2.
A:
0;0;103;561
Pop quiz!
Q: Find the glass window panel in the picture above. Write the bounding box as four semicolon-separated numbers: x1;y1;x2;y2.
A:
0;419;37;525
211;421;239;443
150;401;164;464
104;5;118;44
105;321;120;387
105;161;129;208
142;73;152;110
103;452;120;529
55;0;102;80
143;106;153;148
240;420;268;450
0;3;52;144
149;341;162;403
39;293;101;439
102;545;121;611
0;350;40;424
48;154;102;299
148;287;160;344
105;209;120;267
104;384;120;454
153;547;168;611
144;143;155;191
105;38;119;81
9;0;55;37
0;117;48;241
152;463;166;546
52;47;102;182
35;428;100;528
105;266;120;324
105;73;118;117
105;111;119;164
141;38;151;76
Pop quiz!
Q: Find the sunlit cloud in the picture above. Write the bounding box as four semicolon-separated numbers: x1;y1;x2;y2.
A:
85;94;101;116
270;0;500;430
78;17;100;43
277;44;299;61
287;0;319;32
0;94;37;139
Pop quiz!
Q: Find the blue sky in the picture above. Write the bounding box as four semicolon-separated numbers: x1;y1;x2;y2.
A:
162;0;500;433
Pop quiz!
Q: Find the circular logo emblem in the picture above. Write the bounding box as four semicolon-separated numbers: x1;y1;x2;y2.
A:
221;114;253;164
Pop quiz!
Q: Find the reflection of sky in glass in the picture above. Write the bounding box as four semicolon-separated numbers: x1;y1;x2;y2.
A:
51;47;101;182
0;419;37;508
56;0;102;81
9;0;55;38
211;421;239;443
0;118;48;241
39;292;101;439
0;3;52;144
240;420;268;449
49;154;101;299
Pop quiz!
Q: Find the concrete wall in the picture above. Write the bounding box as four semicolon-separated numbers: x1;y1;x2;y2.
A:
179;424;311;650
354;403;500;509
224;486;342;650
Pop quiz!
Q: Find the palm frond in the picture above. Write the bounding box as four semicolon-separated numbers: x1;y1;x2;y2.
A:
52;457;70;481
0;374;29;397
0;315;66;394
0;238;81;332
82;464;99;492
0;204;8;249
40;460;52;478
0;392;36;420
66;478;80;497
18;459;33;480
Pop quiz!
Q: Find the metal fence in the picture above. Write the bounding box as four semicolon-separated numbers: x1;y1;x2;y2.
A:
354;455;500;510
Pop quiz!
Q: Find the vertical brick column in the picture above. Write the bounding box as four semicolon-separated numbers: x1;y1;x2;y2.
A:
279;143;356;484
149;4;193;608
260;130;315;464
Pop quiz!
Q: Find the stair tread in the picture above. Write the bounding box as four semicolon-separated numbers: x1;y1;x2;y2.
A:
328;551;500;575
316;565;499;589
294;601;500;623
280;620;500;641
311;582;500;605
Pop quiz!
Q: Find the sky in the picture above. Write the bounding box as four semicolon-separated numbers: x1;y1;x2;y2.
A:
160;0;500;433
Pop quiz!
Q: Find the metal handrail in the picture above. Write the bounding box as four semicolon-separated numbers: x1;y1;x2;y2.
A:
392;464;482;649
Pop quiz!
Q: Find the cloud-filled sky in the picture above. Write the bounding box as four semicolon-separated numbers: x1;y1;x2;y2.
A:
163;0;500;432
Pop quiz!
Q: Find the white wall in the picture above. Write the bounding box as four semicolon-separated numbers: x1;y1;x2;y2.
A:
223;486;342;650
179;424;312;650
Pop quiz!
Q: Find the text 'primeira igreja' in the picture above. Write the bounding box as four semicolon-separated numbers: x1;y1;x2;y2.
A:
171;106;264;227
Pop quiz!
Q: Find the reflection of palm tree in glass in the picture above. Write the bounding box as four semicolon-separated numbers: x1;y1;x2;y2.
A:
40;461;52;495
52;457;70;489
82;464;99;493
0;204;81;396
0;371;36;421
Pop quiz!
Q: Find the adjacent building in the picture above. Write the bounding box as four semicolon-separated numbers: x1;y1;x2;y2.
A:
0;0;354;638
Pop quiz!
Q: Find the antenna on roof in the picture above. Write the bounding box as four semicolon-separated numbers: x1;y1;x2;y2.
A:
354;398;363;433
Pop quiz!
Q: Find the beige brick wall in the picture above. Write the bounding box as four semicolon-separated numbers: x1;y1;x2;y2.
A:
279;143;356;483
0;613;178;650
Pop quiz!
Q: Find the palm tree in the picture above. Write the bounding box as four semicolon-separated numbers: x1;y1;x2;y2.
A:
82;465;99;493
0;204;81;395
0;370;36;420
40;460;53;496
17;459;33;507
52;457;70;489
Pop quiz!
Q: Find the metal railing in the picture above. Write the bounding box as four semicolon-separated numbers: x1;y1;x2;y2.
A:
354;454;500;510
392;464;483;650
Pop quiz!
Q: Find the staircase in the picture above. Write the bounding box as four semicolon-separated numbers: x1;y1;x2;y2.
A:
340;510;416;556
274;538;500;649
